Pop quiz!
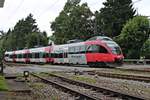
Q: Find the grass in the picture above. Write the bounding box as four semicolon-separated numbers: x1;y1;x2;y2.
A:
39;72;96;84
71;75;96;84
31;83;45;89
0;76;8;91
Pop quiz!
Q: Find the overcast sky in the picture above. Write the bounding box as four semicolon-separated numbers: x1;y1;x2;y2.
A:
0;0;149;36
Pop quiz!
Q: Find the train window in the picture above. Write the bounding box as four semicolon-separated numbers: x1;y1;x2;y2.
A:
32;53;35;58
5;54;9;57
75;46;80;54
9;55;12;58
86;45;92;53
49;53;51;57
39;52;43;58
44;53;49;58
86;45;108;53
22;54;24;58
99;46;108;53
45;53;49;58
51;53;54;58
80;45;86;53
18;54;22;58
59;53;63;58
69;47;75;54
92;45;99;53
23;54;27;58
35;53;39;58
52;53;55;58
16;54;19;58
22;54;23;58
54;53;58;58
111;46;121;55
43;53;46;58
24;54;27;58
29;53;32;58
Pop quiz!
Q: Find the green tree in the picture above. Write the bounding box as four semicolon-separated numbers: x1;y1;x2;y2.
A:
0;31;7;65
11;14;39;49
116;16;150;58
3;14;48;50
26;32;48;48
95;0;135;37
141;39;150;58
51;0;94;44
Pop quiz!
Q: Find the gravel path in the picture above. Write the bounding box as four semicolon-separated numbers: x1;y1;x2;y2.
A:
71;73;150;99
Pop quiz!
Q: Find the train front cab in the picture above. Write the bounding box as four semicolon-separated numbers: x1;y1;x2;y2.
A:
105;41;124;66
85;41;124;67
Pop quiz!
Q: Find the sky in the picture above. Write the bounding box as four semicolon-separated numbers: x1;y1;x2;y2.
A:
0;0;149;36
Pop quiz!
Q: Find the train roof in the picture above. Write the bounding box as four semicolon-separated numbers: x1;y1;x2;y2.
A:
87;36;113;41
5;51;13;54
4;36;119;53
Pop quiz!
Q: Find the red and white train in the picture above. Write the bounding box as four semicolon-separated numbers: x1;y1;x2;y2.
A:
4;36;124;67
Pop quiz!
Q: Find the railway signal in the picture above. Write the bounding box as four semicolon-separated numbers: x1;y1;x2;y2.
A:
24;71;29;81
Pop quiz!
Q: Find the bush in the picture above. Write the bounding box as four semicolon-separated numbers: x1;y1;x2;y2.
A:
115;16;150;58
141;39;150;58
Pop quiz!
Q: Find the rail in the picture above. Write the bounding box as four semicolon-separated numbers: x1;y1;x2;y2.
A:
87;71;150;83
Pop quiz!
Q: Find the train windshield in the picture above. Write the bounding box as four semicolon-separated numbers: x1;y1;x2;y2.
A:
111;46;122;55
105;41;122;55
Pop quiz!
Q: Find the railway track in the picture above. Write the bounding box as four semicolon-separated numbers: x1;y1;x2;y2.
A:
86;71;150;83
116;67;150;73
30;73;146;100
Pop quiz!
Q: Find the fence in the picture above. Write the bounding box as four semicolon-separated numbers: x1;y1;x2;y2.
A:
123;59;150;65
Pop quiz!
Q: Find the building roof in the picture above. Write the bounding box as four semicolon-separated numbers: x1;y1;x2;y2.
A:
0;0;5;7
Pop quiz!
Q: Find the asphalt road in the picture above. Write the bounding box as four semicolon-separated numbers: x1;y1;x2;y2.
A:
4;64;150;74
4;64;96;74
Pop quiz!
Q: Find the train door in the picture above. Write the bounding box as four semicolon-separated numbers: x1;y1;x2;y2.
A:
86;44;113;63
93;45;109;62
86;45;104;63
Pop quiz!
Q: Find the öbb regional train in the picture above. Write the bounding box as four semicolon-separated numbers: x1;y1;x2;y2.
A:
4;36;124;67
